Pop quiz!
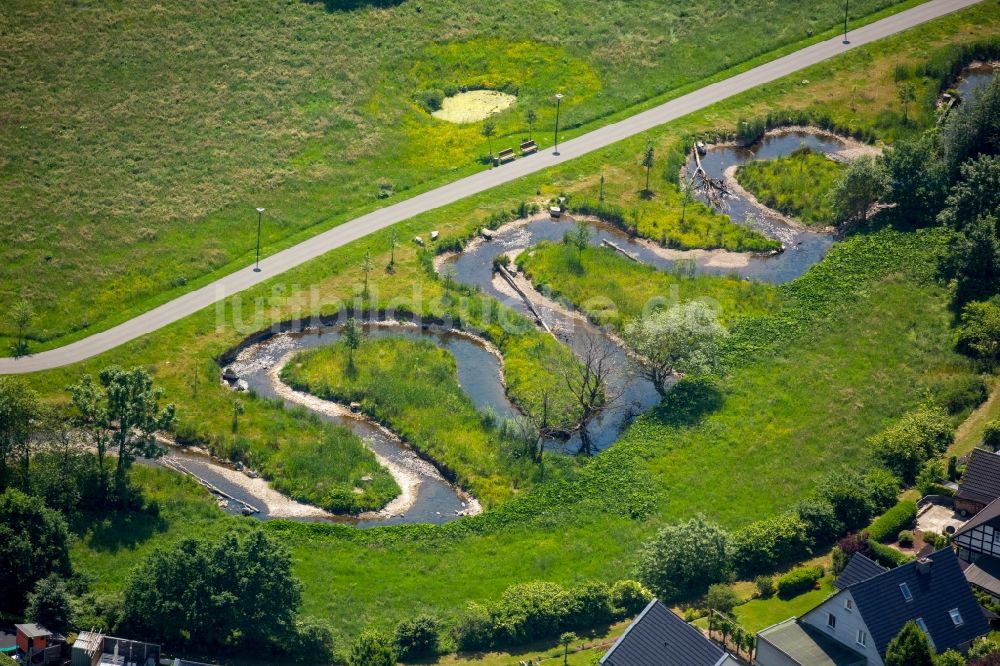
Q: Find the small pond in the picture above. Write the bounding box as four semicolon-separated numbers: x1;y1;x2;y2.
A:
956;63;996;101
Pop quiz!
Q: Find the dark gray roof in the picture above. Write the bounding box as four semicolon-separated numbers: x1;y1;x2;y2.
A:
956;449;1000;506
955;496;1000;538
14;624;50;639
834;553;887;590
601;599;734;666
758;619;867;666
960;555;1000;597
847;548;988;655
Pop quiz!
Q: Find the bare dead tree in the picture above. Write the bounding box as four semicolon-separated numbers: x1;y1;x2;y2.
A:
515;387;561;470
559;332;624;455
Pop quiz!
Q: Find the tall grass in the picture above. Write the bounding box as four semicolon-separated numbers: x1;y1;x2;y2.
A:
735;147;844;227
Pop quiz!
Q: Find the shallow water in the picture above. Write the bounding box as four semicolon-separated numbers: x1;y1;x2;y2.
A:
957;64;996;101
225;323;514;526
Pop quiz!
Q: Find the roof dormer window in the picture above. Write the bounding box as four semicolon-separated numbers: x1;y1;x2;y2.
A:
900;582;913;602
950;608;964;626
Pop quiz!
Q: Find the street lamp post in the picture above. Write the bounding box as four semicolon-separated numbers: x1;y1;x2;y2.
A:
843;0;850;44
553;93;564;156
254;207;265;272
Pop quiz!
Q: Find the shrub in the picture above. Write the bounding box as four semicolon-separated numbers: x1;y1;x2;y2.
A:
729;514;811;578
288;617;336;664
865;468;902;514
923;531;949;550
635;515;731;600
569;581;615;628
395;615;440;660
985;421;1000;450
866;501;917;543
492;582;574;645
932;374;989;414
870;541;913;568
349;629;396;666
917;460;947;496
775;566;824;599
819;471;876;531
866;406;953;483
610;580;652;618
415;89;445;112
898;530;914;548
704;584;740;615
754;575;775;598
453;603;494;652
970;636;1000;660
25;575;73;634
795;497;843;547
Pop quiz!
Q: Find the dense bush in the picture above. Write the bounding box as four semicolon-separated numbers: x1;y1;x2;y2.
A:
394;615;440;660
870;541;913;568
866;406;953;483
865;468;901;514
704;583;740;615
287;617;336;665
414;89;445;112
985;420;1000;450
729;514;811;578
25;575;73;634
635;515;731;600
491;581;573;645
958;300;1000;365
569;581;615;629
898;530;914;548
775;566;823;599
453;603;494;652
349;629;396;666
818;471;876;532
610;580;652;617
932;374;989;414
795;497;843;547
754;575;775;598
866;501;917;544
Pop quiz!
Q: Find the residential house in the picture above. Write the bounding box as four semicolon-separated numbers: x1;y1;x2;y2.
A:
955;495;1000;601
955;448;1000;516
71;631;160;666
756;548;988;665
600;599;739;666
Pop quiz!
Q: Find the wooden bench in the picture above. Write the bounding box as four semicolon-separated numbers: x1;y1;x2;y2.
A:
497;147;516;164
520;140;538;156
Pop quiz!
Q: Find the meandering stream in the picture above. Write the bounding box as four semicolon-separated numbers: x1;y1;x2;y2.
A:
193;128;862;526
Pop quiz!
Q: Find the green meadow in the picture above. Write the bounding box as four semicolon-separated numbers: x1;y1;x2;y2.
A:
736;147;845;226
2;0;919;352
13;2;999;647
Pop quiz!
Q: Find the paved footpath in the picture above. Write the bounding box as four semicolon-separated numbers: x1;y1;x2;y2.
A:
0;0;982;374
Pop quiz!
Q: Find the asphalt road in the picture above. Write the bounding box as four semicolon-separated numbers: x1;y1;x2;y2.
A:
0;0;982;374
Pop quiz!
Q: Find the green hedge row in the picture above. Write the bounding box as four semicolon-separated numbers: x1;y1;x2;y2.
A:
866;500;917;544
776;566;824;599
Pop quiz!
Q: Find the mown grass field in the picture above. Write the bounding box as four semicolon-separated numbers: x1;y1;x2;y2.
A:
0;0;921;351
517;241;779;329
735;147;845;226
19;4;1000;647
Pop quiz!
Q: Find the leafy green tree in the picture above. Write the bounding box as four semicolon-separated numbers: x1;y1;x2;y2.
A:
883;132;947;225
635;515;731;599
866;405;953;483
567;220;592;263
0;377;39;492
818;470;875;531
829;155;891;225
885;621;935;666
569;580;615;628
865;467;902;514
122;528;302;650
350;628;396;666
957;299;1000;363
0;489;71;614
395;614;439;660
68;373;112;502
795;497;842;547
482;119;496;160
388;229;398;270
559;632;577;665
898;83;917;121
642;143;655;195
943;75;1000;174
359;250;375;299
343;317;363;375
525;108;537;139
984;419;1000;451
492;581;574;644
288;616;336;664
25;575;73;633
938;155;1000;230
98;366;175;506
9;299;34;356
624;301;728;397
947;215;1000;306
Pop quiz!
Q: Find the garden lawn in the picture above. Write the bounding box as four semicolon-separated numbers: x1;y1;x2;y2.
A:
733;576;836;633
517;241;779;329
0;0;924;351
735;147;845;226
